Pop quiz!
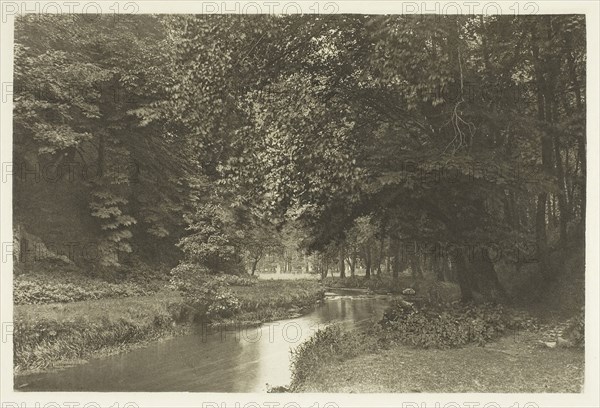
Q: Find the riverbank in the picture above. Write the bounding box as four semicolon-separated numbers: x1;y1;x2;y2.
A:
293;331;585;392
14;280;324;375
288;296;585;393
209;280;325;329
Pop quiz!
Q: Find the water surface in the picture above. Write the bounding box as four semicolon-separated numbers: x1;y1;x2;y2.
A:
15;294;390;392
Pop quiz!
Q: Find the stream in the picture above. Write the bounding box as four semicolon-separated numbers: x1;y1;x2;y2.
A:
15;291;391;392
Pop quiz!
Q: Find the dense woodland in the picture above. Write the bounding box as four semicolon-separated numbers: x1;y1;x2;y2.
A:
14;14;586;303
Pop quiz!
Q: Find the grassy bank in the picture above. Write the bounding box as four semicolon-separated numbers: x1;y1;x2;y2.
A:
211;280;325;328
288;300;584;393
294;332;584;392
14;279;324;375
14;290;188;374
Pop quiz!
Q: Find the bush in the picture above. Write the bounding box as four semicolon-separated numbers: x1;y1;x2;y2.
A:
379;301;526;348
169;263;241;320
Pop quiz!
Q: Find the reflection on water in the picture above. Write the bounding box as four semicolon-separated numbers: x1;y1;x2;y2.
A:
15;294;391;392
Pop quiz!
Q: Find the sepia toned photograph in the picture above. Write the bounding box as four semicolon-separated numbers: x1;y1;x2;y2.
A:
1;2;597;405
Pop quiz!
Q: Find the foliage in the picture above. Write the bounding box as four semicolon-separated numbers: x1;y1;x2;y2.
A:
14;15;190;269
14;274;156;305
159;14;586;300
379;301;530;348
13;14;586;312
168;263;241;320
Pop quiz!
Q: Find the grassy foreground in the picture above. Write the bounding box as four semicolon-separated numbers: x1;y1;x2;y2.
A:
293;331;584;393
14;279;324;374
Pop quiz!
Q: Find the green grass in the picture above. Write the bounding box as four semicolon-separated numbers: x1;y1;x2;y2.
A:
293;332;584;393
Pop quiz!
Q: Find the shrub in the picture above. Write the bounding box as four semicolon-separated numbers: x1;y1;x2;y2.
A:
380;301;525;348
169;263;241;320
206;290;241;319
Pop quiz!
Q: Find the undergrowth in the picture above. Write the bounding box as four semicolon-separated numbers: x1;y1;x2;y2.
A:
290;300;540;389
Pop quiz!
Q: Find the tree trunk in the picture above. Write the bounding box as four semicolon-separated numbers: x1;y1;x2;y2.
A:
391;237;400;279
251;258;260;276
440;256;449;282
320;256;328;279
377;238;384;275
338;246;346;278
410;255;423;279
532;38;553;280
452;251;473;303
474;251;508;300
365;246;372;279
553;133;569;247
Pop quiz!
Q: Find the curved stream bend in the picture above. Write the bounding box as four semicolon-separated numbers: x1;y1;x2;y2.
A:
15;293;391;392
